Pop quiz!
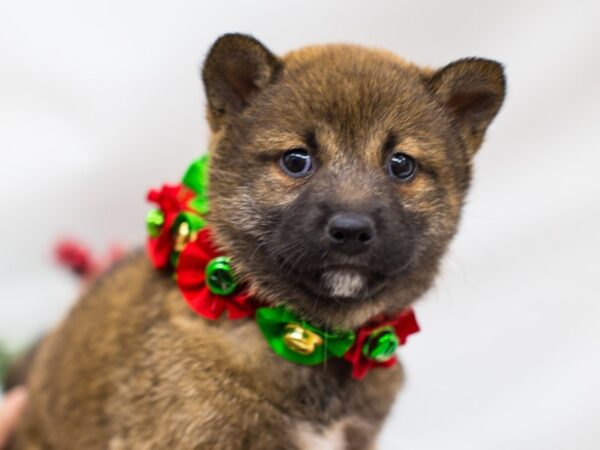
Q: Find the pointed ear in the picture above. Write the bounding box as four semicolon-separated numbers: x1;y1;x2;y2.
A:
202;33;282;130
428;58;506;155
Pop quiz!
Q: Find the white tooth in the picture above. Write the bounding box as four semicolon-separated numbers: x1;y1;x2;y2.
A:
323;270;365;298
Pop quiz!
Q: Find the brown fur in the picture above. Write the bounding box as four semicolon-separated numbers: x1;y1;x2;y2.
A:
9;34;505;449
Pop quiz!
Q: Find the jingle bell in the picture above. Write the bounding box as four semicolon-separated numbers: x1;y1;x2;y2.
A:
362;326;399;362
283;323;324;355
174;220;197;252
146;209;165;237
205;256;237;296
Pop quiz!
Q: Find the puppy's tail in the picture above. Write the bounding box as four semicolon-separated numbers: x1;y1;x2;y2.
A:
1;241;125;391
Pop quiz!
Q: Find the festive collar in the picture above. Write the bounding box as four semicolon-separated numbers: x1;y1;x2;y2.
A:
145;155;420;380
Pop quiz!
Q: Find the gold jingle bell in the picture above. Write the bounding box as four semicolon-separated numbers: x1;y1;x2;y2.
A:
283;323;324;355
174;220;197;252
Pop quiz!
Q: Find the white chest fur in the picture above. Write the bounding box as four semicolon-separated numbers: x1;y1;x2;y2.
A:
294;421;347;450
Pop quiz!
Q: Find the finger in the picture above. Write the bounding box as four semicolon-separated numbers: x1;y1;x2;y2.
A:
0;388;28;448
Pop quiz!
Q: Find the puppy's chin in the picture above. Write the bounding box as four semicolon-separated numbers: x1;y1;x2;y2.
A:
320;270;367;299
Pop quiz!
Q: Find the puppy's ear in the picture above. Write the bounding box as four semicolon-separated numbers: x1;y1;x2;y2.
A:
428;58;506;155
202;33;282;130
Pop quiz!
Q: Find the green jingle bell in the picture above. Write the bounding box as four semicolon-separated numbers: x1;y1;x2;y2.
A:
205;256;237;296
362;326;399;362
146;209;165;237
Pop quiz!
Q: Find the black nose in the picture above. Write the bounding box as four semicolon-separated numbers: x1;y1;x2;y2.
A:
326;212;376;254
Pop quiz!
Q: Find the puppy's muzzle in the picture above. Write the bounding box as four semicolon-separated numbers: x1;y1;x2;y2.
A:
326;212;376;256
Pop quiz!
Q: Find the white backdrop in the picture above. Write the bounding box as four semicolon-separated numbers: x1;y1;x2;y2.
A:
1;1;599;449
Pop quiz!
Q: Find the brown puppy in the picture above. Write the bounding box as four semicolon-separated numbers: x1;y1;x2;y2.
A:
9;34;505;449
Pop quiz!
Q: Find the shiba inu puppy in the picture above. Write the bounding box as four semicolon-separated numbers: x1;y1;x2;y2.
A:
7;34;505;449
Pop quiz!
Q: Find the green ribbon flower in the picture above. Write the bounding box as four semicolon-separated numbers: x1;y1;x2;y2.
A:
256;306;356;365
166;155;211;267
182;154;210;215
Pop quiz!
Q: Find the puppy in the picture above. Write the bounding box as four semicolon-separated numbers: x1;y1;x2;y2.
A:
8;34;505;449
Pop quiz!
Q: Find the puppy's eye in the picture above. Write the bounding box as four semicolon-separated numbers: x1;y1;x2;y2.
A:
387;152;417;181
280;149;313;177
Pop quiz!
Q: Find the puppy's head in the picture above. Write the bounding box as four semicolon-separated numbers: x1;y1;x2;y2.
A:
202;34;505;327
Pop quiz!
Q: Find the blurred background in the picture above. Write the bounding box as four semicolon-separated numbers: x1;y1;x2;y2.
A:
1;0;599;449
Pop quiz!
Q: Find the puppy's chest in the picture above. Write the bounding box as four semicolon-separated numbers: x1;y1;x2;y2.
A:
294;421;347;450
293;418;371;450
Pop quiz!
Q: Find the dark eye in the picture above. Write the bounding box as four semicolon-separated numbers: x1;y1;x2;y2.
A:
280;149;313;177
387;152;417;181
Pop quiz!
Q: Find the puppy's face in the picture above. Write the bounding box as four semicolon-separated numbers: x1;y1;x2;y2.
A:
202;35;505;327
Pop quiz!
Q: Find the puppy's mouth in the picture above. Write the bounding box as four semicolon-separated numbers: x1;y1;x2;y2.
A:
320;269;368;299
269;246;417;301
274;255;392;300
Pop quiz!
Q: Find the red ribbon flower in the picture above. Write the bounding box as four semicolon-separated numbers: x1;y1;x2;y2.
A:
176;228;255;320
146;184;196;269
344;308;420;380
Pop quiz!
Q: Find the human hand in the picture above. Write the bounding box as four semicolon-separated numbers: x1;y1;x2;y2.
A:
0;388;27;449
